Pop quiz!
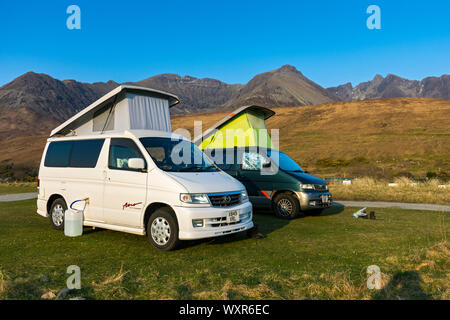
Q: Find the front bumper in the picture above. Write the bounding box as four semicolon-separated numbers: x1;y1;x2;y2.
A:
174;201;254;240
295;191;332;211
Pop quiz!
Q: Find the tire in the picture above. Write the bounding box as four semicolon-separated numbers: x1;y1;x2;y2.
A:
309;209;323;216
146;208;180;251
272;193;301;219
49;198;67;230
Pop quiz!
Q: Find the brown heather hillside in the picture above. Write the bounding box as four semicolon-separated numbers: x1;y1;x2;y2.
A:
0;97;449;180
172;98;450;180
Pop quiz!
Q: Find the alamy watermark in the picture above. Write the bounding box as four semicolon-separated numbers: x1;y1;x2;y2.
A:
366;265;382;290
66;5;81;30
66;265;81;289
366;5;381;30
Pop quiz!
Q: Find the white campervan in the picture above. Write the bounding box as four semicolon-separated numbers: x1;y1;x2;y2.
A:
37;86;253;250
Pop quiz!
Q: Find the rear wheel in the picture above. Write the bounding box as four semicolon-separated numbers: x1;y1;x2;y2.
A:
49;198;67;230
272;193;301;219
147;208;180;251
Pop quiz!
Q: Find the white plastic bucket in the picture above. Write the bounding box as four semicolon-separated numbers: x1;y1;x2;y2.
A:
64;199;87;237
64;209;83;237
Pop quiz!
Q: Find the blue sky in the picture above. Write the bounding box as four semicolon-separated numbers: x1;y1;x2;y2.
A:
0;0;449;87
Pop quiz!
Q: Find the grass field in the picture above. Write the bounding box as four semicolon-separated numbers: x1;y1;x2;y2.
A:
0;182;36;195
0;200;448;300
329;177;450;205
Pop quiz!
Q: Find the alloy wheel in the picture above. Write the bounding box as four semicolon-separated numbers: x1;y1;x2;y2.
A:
52;204;64;226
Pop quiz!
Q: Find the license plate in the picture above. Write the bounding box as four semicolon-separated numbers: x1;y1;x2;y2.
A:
227;210;239;223
321;195;329;203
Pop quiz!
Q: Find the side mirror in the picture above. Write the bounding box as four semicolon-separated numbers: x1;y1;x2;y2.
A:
128;158;146;170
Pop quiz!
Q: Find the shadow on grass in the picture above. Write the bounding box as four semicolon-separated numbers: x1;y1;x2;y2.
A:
82;227;107;235
308;204;344;217
373;271;433;300
178;205;345;250
179;209;291;249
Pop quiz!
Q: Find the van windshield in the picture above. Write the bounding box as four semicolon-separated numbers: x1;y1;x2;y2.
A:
268;150;304;172
140;137;218;172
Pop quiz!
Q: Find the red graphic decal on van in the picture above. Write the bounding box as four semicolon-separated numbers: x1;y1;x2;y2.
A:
261;190;270;198
122;202;143;210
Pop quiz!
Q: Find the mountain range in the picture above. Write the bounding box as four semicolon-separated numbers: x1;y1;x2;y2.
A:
0;65;448;140
327;74;450;101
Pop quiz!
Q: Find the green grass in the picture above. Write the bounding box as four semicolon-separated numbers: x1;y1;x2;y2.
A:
0;200;448;300
0;183;36;195
330;177;450;205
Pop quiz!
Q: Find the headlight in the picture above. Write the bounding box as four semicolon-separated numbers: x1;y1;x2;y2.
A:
241;190;248;201
300;184;315;190
180;193;210;204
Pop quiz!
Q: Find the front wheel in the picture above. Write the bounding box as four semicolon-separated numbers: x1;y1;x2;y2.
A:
272;193;301;219
147;208;180;251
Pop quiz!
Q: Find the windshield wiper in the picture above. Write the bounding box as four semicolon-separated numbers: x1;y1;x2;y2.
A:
178;165;216;172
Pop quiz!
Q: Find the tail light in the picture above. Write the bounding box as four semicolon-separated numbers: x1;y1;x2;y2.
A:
37;179;40;187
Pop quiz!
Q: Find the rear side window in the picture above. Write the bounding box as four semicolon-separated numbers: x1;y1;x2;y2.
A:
44;139;105;168
44;141;72;167
69;140;105;168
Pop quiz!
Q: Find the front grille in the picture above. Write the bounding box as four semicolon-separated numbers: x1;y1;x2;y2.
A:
205;212;252;228
208;192;241;207
314;184;328;191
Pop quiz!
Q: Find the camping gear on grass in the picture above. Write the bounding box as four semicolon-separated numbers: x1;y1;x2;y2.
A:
64;198;89;237
352;207;368;219
353;208;376;219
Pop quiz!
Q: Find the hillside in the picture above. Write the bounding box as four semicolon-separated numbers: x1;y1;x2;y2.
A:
1;97;449;180
1;68;449;143
0;65;339;138
0;72;119;140
172;98;450;180
328;74;450;101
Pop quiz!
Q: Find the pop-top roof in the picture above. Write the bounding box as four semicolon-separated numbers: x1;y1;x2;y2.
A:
50;85;179;137
193;105;275;146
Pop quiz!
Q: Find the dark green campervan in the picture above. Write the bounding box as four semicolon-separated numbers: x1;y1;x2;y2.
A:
194;106;332;219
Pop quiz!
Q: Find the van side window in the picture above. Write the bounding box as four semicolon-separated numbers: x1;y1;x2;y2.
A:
44;141;72;167
44;139;105;168
70;140;105;168
109;138;146;171
242;152;270;171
